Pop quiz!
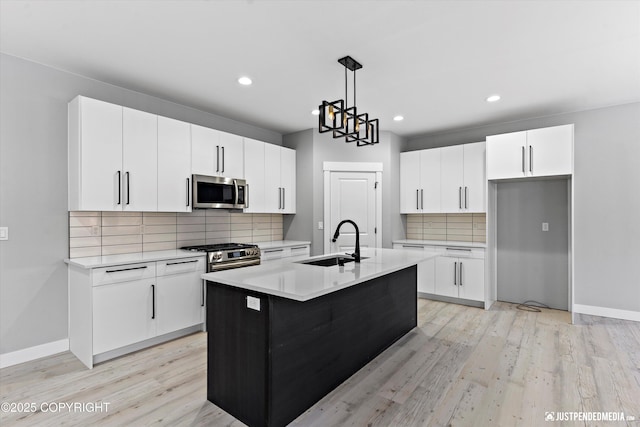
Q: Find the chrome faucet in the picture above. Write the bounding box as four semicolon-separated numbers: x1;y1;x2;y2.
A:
332;219;361;263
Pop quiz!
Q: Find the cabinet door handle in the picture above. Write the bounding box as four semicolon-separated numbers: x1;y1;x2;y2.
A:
282;188;285;210
421;189;424;210
459;187;462;209
459;262;463;286
416;189;419;210
126;171;130;205
221;146;225;173
246;184;250;209
454;261;457;285
465;186;468;209
529;145;533;173
201;280;205;307
278;187;282;210
216;145;220;172
151;284;156;319
186;177;190;207
106;265;148;273
117;171;122;205
522;146;525;173
166;259;199;266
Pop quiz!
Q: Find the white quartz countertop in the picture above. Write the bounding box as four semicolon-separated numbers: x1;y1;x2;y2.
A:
201;247;437;302
65;250;205;269
393;239;487;248
258;240;311;250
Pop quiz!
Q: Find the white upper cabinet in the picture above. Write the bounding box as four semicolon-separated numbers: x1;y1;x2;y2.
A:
486;124;573;180
401;142;484;214
400;150;441;214
243;138;266;213
191;125;244;178
68;96;123;211
441;142;486;212
158;116;191;212
245;140;296;214
122;108;158;211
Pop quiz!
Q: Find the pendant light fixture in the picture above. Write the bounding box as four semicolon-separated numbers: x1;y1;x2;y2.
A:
318;56;379;146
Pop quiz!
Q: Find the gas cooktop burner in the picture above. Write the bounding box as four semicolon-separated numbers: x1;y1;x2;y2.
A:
181;243;257;252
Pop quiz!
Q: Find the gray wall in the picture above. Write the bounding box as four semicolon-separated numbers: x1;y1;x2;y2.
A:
0;54;282;354
409;102;640;313
283;130;407;256
496;179;569;310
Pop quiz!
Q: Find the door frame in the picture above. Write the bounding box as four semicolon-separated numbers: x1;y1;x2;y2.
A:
323;162;383;254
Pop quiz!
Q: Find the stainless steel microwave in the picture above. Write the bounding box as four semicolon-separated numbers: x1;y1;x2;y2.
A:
192;174;247;209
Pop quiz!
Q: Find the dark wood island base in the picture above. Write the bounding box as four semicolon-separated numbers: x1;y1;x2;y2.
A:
206;266;417;427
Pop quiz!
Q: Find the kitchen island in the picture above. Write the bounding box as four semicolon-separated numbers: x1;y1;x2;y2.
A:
202;248;436;427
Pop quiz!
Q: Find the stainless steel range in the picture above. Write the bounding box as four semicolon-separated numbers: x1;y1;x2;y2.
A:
181;243;261;272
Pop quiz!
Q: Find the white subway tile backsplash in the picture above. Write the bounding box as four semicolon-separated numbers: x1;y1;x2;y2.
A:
69;212;286;258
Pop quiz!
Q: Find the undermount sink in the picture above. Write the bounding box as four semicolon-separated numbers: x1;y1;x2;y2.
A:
298;255;368;267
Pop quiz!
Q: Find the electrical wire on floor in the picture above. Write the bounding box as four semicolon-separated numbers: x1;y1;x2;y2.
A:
517;300;550;312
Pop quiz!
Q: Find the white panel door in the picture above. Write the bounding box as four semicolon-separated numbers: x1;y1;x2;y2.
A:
191;124;219;176
486;131;528;180
440;145;464;212
78;97;123;211
329;172;377;252
280;147;296;213
92;280;156;354
420;149;441;212
435;257;459;298
243;138;266;213
264;143;281;212
463;142;486;212
158;116;191;212
457;258;484;302
527;124;573;177
156;272;203;335
123;107;157;211
218;131;244;178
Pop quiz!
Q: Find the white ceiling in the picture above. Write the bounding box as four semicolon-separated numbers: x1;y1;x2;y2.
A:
1;0;639;138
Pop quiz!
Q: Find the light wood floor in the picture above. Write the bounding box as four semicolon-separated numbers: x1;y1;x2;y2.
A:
2;300;639;426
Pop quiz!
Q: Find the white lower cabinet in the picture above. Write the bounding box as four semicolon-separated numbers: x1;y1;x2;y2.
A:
69;256;205;368
435;256;484;301
393;243;485;303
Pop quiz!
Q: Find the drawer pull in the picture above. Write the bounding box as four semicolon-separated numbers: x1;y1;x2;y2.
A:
264;249;284;253
402;244;424;248
291;246;308;250
105;266;148;273
166;260;199;266
445;247;472;252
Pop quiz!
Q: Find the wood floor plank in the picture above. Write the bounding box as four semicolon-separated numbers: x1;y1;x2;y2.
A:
1;300;639;427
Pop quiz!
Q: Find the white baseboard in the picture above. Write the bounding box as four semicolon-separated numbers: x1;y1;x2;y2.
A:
573;304;640;322
0;339;69;369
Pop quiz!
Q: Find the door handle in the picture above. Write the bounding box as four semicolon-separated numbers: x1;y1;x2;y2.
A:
221;146;225;173
216;145;220;172
246;184;249;209
529;145;533;173
186;177;190;207
151;284;155;319
458;187;462;209
416;189;419;210
201;280;205;307
117;171;122;205
278;187;282;210
282;188;285;210
459;262;463;286
522;146;525;173
465;186;468;209
126;171;130;205
454;261;457;285
421;189;424;210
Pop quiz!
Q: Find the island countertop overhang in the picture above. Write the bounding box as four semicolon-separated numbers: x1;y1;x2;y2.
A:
201;247;437;302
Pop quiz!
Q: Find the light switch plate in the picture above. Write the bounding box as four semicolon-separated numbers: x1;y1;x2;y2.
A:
0;227;8;241
246;296;261;311
318;221;324;230
542;222;549;232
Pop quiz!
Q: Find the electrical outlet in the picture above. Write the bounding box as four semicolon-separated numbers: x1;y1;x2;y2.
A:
542;222;549;232
0;227;8;241
246;296;261;311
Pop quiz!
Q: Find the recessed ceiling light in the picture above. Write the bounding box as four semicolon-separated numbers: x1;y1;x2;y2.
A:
486;94;501;103
311;109;320;116
393;115;404;121
238;76;252;86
